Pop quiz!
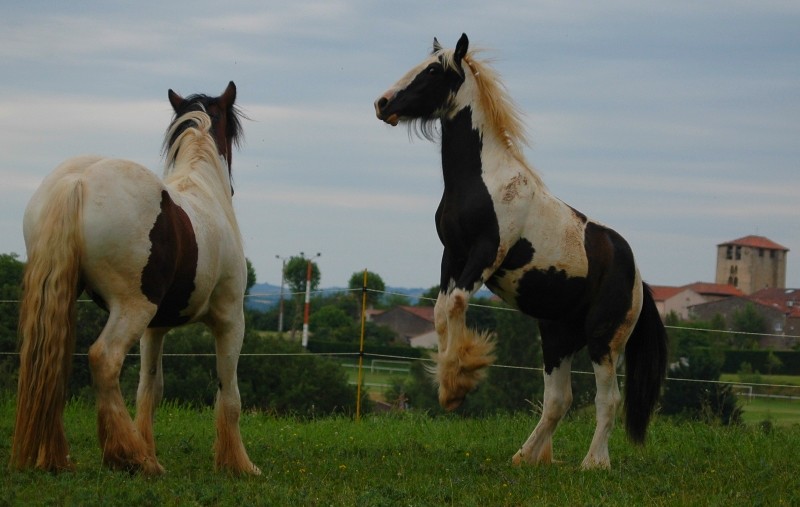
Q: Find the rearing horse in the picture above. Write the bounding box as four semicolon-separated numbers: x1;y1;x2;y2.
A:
375;34;667;469
12;82;260;475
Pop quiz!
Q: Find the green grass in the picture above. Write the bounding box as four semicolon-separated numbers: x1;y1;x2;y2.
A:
339;358;412;399
739;397;800;426
720;373;800;386
2;397;799;506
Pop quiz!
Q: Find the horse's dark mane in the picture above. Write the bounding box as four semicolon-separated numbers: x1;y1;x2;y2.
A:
162;93;245;156
407;117;441;142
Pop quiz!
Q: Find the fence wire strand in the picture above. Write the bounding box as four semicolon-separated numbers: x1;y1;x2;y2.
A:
1;288;799;395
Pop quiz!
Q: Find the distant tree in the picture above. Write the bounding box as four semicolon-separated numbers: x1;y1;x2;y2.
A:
765;350;783;375
245;258;257;295
284;255;321;294
417;286;440;307
364;321;397;346
348;270;385;308
283;255;321;334
382;293;411;308
731;303;767;349
311;305;358;342
666;316;727;363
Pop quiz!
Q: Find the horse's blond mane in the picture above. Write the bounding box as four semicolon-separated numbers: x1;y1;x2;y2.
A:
441;48;545;187
163;110;241;241
163;111;231;199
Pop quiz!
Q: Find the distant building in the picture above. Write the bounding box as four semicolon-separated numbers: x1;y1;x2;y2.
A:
369;305;435;345
652;282;743;320
688;288;800;349
715;235;789;294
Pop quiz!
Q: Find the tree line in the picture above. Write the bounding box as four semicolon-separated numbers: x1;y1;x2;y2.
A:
0;252;764;424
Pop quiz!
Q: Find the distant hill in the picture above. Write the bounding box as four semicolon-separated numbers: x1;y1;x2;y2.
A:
245;283;492;312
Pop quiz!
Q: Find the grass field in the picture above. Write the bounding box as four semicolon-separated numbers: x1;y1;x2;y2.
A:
2;396;798;506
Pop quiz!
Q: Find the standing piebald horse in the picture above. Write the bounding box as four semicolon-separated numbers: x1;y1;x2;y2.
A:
12;82;260;475
375;34;667;469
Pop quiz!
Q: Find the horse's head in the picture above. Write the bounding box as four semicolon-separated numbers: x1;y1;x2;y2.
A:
167;82;243;189
374;33;470;129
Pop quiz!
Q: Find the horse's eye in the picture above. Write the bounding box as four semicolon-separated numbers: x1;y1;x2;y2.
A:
428;66;440;75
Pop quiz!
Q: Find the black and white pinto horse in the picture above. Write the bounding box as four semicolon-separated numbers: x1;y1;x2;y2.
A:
12;83;260;475
375;34;668;469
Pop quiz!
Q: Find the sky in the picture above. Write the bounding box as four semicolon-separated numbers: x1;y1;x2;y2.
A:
1;1;798;292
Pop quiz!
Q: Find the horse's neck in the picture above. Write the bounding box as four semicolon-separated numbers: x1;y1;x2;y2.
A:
440;104;529;192
440;107;485;190
166;148;231;200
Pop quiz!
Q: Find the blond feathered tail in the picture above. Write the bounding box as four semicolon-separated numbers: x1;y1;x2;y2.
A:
11;178;84;471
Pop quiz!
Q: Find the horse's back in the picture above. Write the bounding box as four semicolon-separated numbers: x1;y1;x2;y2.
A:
26;156;169;305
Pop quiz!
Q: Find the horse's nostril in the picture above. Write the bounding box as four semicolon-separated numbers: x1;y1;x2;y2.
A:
377;97;388;111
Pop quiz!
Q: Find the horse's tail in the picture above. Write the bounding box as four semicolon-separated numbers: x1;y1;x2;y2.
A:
11;178;84;471
623;282;668;444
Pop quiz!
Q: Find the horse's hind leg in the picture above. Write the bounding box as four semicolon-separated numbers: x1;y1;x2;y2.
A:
513;355;573;466
581;355;622;469
581;275;641;469
134;328;167;464
210;317;260;475
88;304;163;475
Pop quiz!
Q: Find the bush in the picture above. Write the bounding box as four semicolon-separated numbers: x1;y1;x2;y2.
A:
722;350;800;375
661;350;742;425
238;335;359;416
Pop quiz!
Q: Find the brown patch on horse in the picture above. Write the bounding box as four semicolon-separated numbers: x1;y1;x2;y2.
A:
502;172;528;202
141;190;198;327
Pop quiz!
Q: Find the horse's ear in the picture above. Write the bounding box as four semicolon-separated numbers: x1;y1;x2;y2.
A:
432;37;443;54
221;81;237;107
168;89;184;112
454;33;469;65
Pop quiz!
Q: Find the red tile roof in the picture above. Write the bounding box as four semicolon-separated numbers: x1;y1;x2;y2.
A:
651;282;744;301
749;288;800;317
650;285;684;301
718;235;789;251
682;282;744;297
400;305;435;322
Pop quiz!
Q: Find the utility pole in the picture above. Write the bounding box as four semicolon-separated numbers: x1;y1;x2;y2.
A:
301;252;321;348
275;255;289;333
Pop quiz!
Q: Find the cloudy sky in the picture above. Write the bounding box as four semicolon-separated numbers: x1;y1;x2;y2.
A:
2;1;798;292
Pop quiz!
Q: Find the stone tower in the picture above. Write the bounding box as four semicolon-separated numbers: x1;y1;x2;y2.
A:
716;235;789;295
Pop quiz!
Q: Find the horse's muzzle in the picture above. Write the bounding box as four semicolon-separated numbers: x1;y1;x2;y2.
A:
374;95;399;126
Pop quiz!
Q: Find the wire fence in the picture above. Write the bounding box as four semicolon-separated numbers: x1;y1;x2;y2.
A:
2;286;799;410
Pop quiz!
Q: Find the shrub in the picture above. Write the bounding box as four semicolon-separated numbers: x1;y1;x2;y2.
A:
661;350;743;425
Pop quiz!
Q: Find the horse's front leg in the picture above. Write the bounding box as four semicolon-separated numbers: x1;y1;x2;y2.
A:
210;316;260;475
434;253;497;410
433;290;449;354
